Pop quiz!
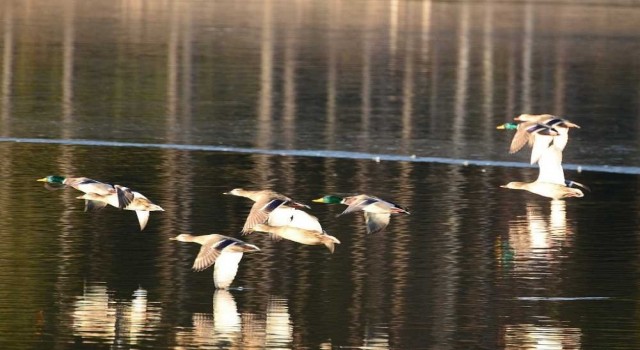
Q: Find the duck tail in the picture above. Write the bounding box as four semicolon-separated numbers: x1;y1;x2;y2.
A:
392;206;411;215
322;235;341;254
289;200;311;209
567;189;584;198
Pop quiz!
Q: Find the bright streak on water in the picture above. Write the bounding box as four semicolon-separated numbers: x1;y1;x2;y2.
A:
517;297;612;301
2;137;640;175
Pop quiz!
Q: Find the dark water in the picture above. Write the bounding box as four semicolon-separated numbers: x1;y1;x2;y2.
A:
2;1;640;349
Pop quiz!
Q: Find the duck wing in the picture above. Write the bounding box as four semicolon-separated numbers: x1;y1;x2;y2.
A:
213;251;244;289
242;198;287;234
536;145;565;185
83;199;108;212
530;134;555;164
114;185;135;209
289;209;322;231
364;212;391;234
135;210;150;231
509;128;531;154
338;196;379;216
192;237;235;271
73;178;116;196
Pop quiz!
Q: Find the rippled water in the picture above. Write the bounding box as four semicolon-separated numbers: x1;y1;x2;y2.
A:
1;143;639;349
2;0;640;349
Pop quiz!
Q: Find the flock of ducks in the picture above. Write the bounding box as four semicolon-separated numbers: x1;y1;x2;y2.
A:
36;114;585;289
37;176;410;289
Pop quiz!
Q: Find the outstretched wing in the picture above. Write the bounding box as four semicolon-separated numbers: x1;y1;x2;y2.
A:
536;145;565;185
364;212;391;234
339;197;378;216
114;185;135;209
84;199;108;212
213;251;244;289
242;198;286;234
192;238;236;271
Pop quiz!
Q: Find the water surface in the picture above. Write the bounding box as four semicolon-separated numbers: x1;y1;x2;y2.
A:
2;1;640;349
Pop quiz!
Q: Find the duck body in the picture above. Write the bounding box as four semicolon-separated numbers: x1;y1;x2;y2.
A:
223;188;315;234
171;233;260;289
252;224;340;253
266;206;323;232
76;185;163;230
39;175;163;230
313;194;410;234
115;185;164;230
500;181;583;200
498;114;580;164
38;175;117;195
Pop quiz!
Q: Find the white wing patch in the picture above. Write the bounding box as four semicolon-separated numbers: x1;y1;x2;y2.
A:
213;251;244;289
536;145;565;185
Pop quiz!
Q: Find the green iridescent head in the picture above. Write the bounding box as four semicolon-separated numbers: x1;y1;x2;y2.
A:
37;175;66;184
312;195;344;204
496;122;518;130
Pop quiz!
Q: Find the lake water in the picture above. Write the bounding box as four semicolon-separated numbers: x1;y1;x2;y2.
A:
1;1;640;349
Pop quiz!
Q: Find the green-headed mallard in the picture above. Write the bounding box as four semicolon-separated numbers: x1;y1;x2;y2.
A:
171;233;260;289
252;223;340;253
37;175;117;195
497;114;580;164
312;194;410;234
77;185;164;230
38;176;163;230
223;188;320;234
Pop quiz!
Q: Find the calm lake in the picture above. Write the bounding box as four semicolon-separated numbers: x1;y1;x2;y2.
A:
1;1;640;349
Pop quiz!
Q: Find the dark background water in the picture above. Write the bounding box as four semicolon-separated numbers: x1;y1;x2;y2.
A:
1;1;640;349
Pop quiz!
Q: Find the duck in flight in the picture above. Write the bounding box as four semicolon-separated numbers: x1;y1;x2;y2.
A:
497;114;580;164
312;194;410;234
38;175;163;230
498;116;587;199
223;188;321;234
252;224;341;253
77;185;164;230
171;233;260;289
500;145;585;199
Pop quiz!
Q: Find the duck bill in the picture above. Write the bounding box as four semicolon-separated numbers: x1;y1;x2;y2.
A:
311;198;324;203
36;177;48;182
496;124;506;130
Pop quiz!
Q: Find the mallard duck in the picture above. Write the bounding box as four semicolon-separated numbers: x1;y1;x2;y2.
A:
171;233;260;289
312;194;410;234
500;181;583;200
223;188;319;234
514;113;580;129
497;114;580;164
501;136;585;199
496;122;559;156
37;175;117;195
77;185;164;230
252;224;340;253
